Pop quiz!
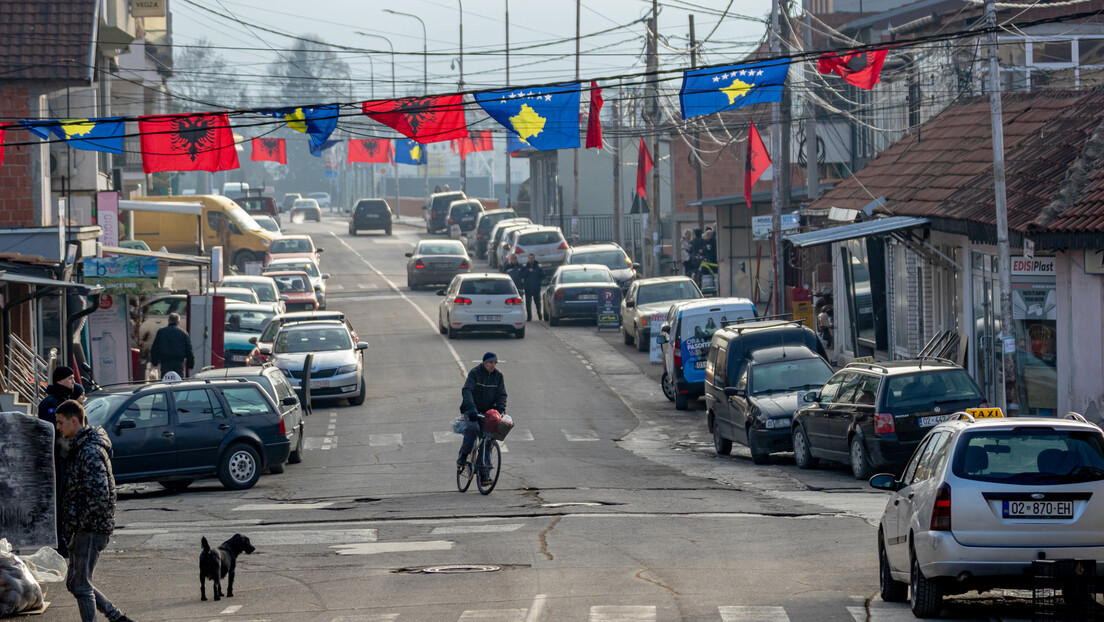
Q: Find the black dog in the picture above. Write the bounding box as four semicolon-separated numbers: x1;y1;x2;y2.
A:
200;534;255;601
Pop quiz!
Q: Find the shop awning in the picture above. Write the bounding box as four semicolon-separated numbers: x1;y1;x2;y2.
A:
118;200;203;215
784;216;930;248
0;271;103;294
100;246;210;267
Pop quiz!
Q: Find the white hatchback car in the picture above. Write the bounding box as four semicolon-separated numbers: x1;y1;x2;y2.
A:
510;226;568;275
437;273;526;339
870;413;1104;617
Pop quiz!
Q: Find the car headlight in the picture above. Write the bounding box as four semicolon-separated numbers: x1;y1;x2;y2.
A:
260;238;271;248
336;364;358;375
764;417;791;429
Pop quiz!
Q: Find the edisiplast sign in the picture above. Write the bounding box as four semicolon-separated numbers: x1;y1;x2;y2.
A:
83;257;159;294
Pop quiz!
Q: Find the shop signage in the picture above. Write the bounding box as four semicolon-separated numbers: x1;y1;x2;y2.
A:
83;257;159;294
752;214;799;241
129;0;165;18
1085;249;1104;275
1010;256;1055;276
597;288;621;330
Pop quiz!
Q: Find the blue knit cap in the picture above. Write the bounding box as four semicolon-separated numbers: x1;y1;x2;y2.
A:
483;352;497;363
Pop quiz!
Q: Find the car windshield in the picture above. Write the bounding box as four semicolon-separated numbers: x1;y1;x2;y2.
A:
272;275;312;293
885;370;983;409
215;290;255;303
235;282;277;302
254;217;279;233
226;310;274;333
952;429;1104;485
751;358;833;395
459;280;517;295
637;281;702;305
270;262;318;277
560;269;613;284
570;251;630;270
275;327;352;353
271;239;313;254
418;242;466;256
479;212;515;231
226;205;262;232
85;395;129;427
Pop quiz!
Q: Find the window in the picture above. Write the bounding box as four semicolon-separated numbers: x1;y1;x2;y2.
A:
560;269;614;284
569;251;630;270
637;281;702;305
276;327;352;353
909;430;948;485
715;346;728;386
459;279;517;296
1033;40;1072;64
885;370;983;409
1079;38;1104;64
173;389;225;424
900;435;933;486
519;231;564;246
418;242;466;255
835;373;865;404
749;358;834;395
220;386;273;416
123;392;170;428
819;372;849;403
952;429;1104;485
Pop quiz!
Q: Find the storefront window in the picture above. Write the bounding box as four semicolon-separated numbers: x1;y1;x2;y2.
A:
843;239;888;355
1012;274;1058;416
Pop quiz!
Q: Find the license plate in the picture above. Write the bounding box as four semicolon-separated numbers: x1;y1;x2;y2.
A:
432;263;451;269
919;414;954;427
476;315;501;322
578;294;598;300
1003;500;1074;519
309;379;329;389
967;407;1004;418
230;354;248;362
365;213;379;218
694;360;707;370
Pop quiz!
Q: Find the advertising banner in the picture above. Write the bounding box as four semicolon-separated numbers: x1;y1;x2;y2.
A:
752;213;799;241
96;191;119;247
597;287;621;330
649;312;666;363
84;257;158;295
88;294;131;385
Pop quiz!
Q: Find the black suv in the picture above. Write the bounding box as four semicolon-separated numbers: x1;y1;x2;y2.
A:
84;378;295;491
704;320;832;463
349;198;392;235
424;191;466;234
791;358;987;480
471;209;517;258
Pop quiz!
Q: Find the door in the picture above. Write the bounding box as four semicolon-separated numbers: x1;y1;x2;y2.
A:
972;253;1003;408
109;391;176;479
171;388;234;474
885;433;933;570
830;373;879;456
804;372;852;456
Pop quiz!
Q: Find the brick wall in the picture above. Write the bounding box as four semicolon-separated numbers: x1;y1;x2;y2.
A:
0;85;35;226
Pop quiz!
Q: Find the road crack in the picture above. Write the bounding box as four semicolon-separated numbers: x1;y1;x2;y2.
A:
634;568;680;597
538;516;561;561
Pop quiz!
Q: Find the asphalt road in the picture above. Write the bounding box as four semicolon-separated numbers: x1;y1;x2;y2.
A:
32;213;1036;622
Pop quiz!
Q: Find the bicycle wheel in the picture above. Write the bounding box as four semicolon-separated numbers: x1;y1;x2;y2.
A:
476;439;501;495
456;448;475;493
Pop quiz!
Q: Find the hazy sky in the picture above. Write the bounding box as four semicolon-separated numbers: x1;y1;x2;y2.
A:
170;0;774;105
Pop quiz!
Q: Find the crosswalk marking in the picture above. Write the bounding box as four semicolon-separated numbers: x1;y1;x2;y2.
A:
434;431;458;443
369;433;403;446
331;540;452;556
719;606;788;622
563;430;600;442
589;605;656;621
330;615;399;622
138;527;378;550
330;284;345;290
458;610;527;622
431;524;523;535
323;429;604;447
219;605;242;614
511;430;534;441
232;502;334;511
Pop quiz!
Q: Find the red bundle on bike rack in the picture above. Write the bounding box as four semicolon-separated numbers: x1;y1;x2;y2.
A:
483;409;513;441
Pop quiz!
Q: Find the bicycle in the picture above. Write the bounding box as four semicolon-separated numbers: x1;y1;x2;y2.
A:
456;415;502;495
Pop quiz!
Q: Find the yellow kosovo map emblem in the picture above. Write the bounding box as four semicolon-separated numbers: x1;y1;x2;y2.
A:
720;78;754;105
284;108;309;133
509;104;546;141
60;119;97;138
409;144;422;161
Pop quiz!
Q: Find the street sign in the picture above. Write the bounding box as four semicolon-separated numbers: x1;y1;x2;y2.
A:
597;288;621;330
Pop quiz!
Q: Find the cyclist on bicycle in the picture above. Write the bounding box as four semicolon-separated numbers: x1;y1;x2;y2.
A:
459;352;507;486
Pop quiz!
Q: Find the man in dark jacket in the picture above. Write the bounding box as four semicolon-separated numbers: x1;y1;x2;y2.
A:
701;228;717;264
520;253;544;321
39;365;75;558
502;253;523;290
150;312;194;378
458;352;507;486
55;400;132;622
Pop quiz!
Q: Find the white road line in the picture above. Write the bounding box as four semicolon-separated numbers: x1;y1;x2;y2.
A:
137;528;378;549
331;540;452;555
563;430;600;442
219;605;242;615
511;430;534;441
330;615;399;622
719;606;789;622
847;604;925;622
430;524;523;535
524;594;547;622
589;605;656;622
232;502;335;511
330;232;465;375
499;442;509;453
458;609;528;622
369;433;402;446
434;431;458;443
330;284;345;290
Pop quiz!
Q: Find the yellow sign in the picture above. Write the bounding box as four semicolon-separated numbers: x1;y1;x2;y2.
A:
793;300;814;331
966;407;1004;419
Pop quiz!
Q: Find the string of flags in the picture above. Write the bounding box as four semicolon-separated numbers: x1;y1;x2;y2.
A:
0;50;888;173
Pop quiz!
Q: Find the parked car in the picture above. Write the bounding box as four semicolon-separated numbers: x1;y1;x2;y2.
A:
137;294;188;360
194;364;306;465
655;297;758;410
221;304;277;367
257;320;368;405
620;276;703;352
494;223;541;269
437;273;525;339
264;234;322;266
703;319;832;463
348;198;392;235
209;286;260;306
264;258;329;308
265;271;319;313
220;275;285;313
280;193;302;212
291;198;322;222
541;264;620;326
252;214;282;234
486;218;532;268
248;310;359;366
424;190;466;234
82;378;294;490
792;358;988;480
470;209;518;258
446;199;485;237
406;239;471;290
509;226;568;275
870;413;1104;617
565;243;640;290
307;192;331;208
229;192;280;225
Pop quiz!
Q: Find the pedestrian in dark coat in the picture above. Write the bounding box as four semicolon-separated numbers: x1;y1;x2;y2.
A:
150;312;194;378
502;253;523;290
701;229;717;264
520;254;544;321
39;365;75;558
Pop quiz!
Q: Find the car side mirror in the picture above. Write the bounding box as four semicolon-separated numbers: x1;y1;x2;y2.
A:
405;252;413;258
632;262;642;272
248;337;257;344
317;248;324;253
625;300;635;308
115;419;136;432
868;473;900;491
258;346;272;356
436;289;446;296
322;273;330;279
356;342;369;351
660;323;671;334
656;335;668;345
281;295;290;301
802;390;819;403
724;387;746;398
281;396;298;406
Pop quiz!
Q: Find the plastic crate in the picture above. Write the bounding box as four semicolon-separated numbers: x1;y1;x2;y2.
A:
1033;559;1100;622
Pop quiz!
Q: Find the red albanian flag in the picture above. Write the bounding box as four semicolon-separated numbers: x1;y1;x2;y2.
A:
347;139;392;163
250;137;287;164
817;49;888;90
139;112;239;174
451;131;493;160
474;130;493;152
744;119;771;209
362;95;469;144
586;81;604;149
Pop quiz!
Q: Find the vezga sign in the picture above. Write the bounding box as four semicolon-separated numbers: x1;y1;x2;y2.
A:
83;257;159;294
129;0;165;18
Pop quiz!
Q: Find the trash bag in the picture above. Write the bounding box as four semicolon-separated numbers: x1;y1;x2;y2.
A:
0;539;45;616
22;547;66;584
452;418;467;435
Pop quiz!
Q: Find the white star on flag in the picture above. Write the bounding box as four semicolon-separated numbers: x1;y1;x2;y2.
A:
756;70;764;76
721;73;729;80
712;76;720;82
544;94;552;101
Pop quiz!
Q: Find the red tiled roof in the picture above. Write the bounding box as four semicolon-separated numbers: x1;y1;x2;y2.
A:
807;90;1104;234
0;1;96;82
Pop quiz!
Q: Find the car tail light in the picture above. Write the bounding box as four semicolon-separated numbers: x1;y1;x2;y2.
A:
449;217;455;225
279;417;287;435
431;209;438;218
515;246;525;254
558;241;568;250
930;483;952;531
640;316;648;326
874;412;895;434
554;290;564;299
506;297;523;305
414;260;425;269
454;296;472;305
673;336;682;368
459;260;470;269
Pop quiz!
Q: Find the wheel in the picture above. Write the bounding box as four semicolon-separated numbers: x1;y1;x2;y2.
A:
477;439;501;495
712;417;732;455
661;372;675;402
622;326;633;346
349;226;357;235
288;426;304;464
910;552;943;617
792;425;819;469
269;462;285;474
158;479;193;492
439;321;447;335
385;226;392;236
515;327;525;339
880;537;908;602
448;325;459;339
850;436;873;480
347;376;366;406
456;453;474;493
675;392;689;410
635;327;648;352
426;221;432;234
548;308;559;326
233;251;254;272
748;427;769;465
218;443;261;490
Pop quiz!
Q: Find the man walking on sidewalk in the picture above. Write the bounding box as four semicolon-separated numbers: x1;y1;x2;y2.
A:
520;253;544;322
150;312;193;378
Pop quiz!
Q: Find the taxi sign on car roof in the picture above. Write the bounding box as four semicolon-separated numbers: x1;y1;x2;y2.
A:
966;407;1004;418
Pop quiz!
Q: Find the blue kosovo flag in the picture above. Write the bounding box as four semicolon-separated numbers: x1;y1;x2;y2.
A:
507;134;532;153
474;83;580;151
394;139;426;165
260;105;339;156
679;60;790;119
21;117;125;154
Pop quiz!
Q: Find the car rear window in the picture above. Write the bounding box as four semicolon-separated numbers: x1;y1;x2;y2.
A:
459;279;517;296
479;212;516;232
679;308;755;342
569;251;629;270
356;201;388;213
637;281;701;305
271;239;312;254
221;386;272;416
560;269;613;284
418;242;466;255
519;231;564;246
952;428;1104;484
451;203;477;217
884;369;983;409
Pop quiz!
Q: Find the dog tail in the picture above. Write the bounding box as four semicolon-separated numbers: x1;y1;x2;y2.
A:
201;536;211;552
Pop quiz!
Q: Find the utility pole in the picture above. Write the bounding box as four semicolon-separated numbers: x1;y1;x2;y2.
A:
647;0;661;277
505;0;512;209
985;0;1019;410
458;0;466;192
689;15;704;232
612;84;621;247
572;0;580;242
803;0;819;201
779;0;792;211
770;0;784;315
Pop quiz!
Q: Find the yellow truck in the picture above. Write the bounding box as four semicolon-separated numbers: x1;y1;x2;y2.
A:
130;195;278;270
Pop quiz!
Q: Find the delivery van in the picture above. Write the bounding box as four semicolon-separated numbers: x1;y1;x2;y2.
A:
131;195;279;271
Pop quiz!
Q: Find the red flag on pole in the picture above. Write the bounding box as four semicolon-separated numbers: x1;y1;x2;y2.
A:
250;137;287;164
817;49;888;90
362;95;469;143
744;119;771;208
630;137;654;214
474;130;494;152
139;112;239;173
586;81;604;149
0;128;5;167
347;139;392;163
